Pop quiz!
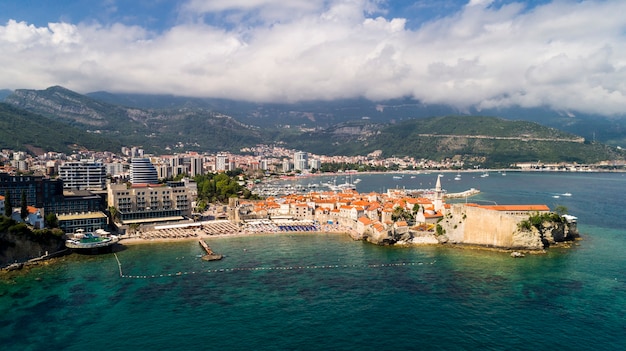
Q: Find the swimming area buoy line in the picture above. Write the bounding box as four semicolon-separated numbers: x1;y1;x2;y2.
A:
113;253;436;280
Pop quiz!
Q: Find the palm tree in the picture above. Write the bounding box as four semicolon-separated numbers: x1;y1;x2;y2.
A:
108;206;119;222
128;223;140;237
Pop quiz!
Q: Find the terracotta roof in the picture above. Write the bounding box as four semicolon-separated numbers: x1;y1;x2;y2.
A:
358;217;373;225
424;211;443;218
468;204;550;212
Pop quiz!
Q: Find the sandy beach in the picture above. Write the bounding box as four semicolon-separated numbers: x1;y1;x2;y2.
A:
117;220;352;246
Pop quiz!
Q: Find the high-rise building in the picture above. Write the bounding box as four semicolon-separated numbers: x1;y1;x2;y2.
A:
282;158;291;173
216;154;228;172
58;160;107;190
309;158;321;170
294;151;308;171
130;158;158;184
189;156;204;177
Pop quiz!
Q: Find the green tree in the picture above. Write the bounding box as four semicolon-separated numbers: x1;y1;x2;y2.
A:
45;213;59;228
555;205;568;216
128;223;140;236
108;206;119;222
391;206;414;222
4;191;12;217
20;190;28;220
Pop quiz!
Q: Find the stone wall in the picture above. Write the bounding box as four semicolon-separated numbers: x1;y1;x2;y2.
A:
441;204;543;249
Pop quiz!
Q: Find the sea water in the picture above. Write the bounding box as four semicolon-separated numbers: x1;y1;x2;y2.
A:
1;172;625;350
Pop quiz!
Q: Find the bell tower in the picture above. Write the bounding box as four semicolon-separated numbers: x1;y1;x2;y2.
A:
434;175;443;212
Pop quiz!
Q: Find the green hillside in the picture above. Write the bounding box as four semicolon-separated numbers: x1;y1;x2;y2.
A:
4;87;266;154
0;103;121;154
284;116;624;167
2;86;624;166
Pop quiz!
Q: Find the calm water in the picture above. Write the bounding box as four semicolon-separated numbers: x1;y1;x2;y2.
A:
2;172;625;350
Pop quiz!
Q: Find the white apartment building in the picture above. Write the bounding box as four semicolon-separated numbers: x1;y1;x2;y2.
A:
58;160;107;190
294;151;308;171
216;154;228;172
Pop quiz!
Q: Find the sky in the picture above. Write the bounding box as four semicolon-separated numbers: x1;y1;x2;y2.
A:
0;0;625;116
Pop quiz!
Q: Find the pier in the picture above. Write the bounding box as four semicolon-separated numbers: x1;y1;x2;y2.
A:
445;188;480;198
198;240;223;261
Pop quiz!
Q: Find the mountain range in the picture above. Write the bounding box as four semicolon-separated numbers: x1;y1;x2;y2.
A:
0;86;624;167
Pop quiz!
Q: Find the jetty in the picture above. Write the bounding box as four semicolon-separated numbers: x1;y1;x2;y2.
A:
198;240;223;261
445;188;480;198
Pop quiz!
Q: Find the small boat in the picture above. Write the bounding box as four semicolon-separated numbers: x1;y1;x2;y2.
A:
480;172;489;178
392;175;403;180
562;192;572;197
454;173;461;181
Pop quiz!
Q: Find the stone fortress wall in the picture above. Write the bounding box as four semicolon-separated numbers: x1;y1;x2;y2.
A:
442;204;544;250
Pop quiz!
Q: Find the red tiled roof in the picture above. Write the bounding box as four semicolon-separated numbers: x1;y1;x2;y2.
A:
468;204;550;212
358;217;373;225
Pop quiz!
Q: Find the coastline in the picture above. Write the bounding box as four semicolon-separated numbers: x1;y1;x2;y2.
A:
118;228;353;246
277;168;626;180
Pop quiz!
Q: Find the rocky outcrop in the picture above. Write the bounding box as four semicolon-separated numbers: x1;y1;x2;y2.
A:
511;227;545;250
364;228;395;246
440;204;578;251
534;220;579;247
1;231;65;267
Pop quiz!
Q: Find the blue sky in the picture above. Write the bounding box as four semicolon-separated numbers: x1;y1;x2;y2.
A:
0;0;551;31
0;0;624;116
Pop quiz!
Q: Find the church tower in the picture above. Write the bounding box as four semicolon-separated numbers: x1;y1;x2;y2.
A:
434;175;444;212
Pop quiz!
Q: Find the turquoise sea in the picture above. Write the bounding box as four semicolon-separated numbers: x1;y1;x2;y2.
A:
1;172;625;350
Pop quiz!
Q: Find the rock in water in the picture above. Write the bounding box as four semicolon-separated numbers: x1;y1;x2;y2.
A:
202;254;223;261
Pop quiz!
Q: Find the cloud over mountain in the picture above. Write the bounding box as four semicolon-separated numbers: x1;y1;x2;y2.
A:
1;0;625;116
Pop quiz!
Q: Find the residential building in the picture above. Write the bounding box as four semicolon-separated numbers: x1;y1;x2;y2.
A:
130;158;158;184
294;151;308;171
216;154;228;172
58;160;107;190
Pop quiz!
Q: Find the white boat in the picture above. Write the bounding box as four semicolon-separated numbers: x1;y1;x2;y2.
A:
392;175;403;180
480;172;489;178
454;173;461;181
562;192;572;197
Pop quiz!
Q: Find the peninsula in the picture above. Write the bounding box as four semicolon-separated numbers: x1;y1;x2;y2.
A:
221;175;578;251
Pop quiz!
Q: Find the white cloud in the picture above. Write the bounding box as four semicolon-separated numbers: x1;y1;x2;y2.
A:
1;0;626;116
